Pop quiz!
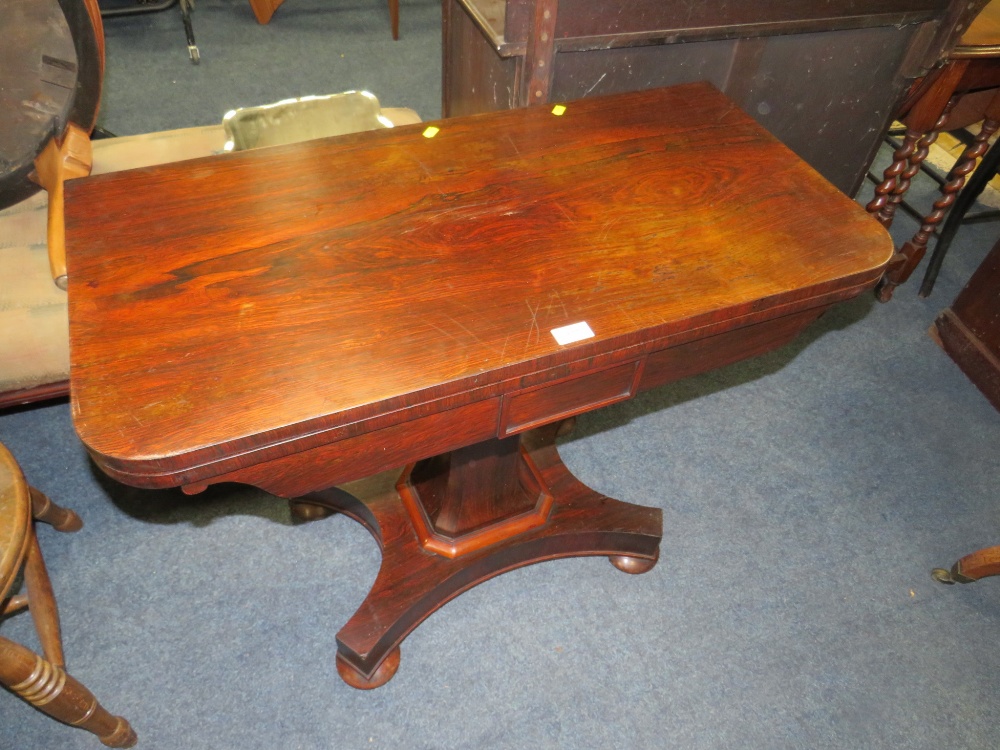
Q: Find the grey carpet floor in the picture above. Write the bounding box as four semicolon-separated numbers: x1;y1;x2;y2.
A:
2;2;999;748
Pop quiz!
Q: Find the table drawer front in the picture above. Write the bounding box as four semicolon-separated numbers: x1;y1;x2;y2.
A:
500;361;641;436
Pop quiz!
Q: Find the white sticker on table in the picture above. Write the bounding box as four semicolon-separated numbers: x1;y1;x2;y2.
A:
551;321;595;346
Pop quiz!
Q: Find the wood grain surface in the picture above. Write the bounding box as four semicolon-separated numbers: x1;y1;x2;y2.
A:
65;83;892;487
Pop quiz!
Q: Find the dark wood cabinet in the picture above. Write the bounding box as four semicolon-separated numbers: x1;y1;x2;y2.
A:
442;0;987;195
934;237;1000;411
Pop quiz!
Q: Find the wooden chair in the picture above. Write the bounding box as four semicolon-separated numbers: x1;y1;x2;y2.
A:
918;129;1000;296
0;442;136;747
248;0;400;39
867;0;1000;301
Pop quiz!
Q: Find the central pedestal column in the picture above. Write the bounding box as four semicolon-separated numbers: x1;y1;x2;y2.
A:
295;423;662;689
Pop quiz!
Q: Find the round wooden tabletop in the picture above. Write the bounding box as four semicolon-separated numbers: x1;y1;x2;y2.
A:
0;443;31;602
954;0;1000;56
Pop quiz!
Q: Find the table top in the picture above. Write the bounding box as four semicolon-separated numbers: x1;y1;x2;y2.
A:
66;83;891;485
955;0;1000;54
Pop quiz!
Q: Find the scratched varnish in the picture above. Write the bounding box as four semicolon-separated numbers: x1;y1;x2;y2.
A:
65;83;892;483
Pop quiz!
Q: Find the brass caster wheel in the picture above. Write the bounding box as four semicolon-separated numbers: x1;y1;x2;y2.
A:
609;547;659;575
932;566;974;585
336;648;401;690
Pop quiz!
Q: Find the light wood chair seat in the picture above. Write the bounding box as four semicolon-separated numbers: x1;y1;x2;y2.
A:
0;442;136;747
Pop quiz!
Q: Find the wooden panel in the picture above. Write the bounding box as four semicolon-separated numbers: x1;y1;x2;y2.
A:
444;0;521;116
551;39;737;101
447;0;988;196
66;84;893;484
949;238;1000;349
639;308;826;392
550;25;916;195
933;237;1000;411
500;361;639;436
551;0;944;42
732;25;914;196
935;309;1000;411
200;398;502;497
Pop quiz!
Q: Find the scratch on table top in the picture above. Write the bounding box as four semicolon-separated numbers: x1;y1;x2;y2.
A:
425;320;464;345
428;200;501;222
551;290;569;317
617;303;640;330
445;314;484;345
498;333;511;362
599;216;622;242
556;204;578;225
525;300;541;350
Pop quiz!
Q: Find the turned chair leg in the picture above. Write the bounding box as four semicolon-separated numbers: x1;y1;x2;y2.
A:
893;118;1000;286
867;127;924;228
23;487;84;666
22;532;66;667
0;636;136;748
873;102;958;302
919;134;1000;297
388;0;399;39
30;487;84;532
1;482;136;746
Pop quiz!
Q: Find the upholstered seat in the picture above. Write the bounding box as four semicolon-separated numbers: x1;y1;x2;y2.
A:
0;105;420;409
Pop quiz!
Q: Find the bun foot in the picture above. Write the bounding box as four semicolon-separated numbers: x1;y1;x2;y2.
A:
610;547;659;574
556;416;577;437
336;647;401;690
289;500;337;523
874;276;896;303
100;717;138;748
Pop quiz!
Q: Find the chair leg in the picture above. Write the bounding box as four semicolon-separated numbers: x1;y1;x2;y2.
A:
872;105;957;302
30;488;83;533
867;127;924;228
22;531;66;668
0;636;136;747
180;0;199;63
388;0;399;39
919;136;1000;297
891;118;1000;287
22;488;83;667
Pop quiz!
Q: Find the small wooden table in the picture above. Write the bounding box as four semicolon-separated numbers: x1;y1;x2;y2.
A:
65;84;892;689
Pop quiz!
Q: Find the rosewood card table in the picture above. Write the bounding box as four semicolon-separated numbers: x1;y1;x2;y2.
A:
65;83;892;689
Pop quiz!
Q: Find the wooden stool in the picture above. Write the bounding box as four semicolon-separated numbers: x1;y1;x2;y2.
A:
0;443;136;747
